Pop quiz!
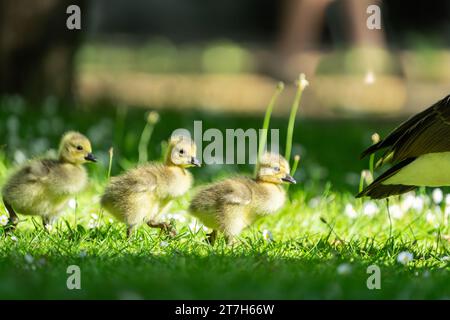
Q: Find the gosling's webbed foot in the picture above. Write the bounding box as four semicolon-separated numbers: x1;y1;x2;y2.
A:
147;221;177;238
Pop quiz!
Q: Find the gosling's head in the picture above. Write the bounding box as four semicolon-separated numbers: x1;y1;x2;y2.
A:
59;131;97;165
166;135;200;168
256;153;296;184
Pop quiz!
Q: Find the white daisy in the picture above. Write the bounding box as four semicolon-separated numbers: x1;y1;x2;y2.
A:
401;193;415;211
188;221;201;233
0;215;9;226
337;263;352;275
412;196;424;212
68;198;77;210
445;194;450;206
344;204;358;219
87;219;100;229
90;213;99;220
390;204;404;220
262;229;273;242
363;201;378;217
432;188;443;204
397;251;414;265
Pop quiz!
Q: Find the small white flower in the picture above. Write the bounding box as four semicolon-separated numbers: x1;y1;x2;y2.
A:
412;196;424;212
90;213;99;220
401;194;415;211
397;251;414;265
297;73;309;90
445;194;450;206
337;263;352;275
45;224;53;232
426;210;436;224
390;204;404;220
10;235;18;242
363;201;378;217
87;219;100;229
308;197;321;208
108;218;114;224
68;198;77;210
432;188;443;204
24;253;34;264
441;256;450;262
345;204;358;219
0;215;9;226
188;221;201;233
160;241;169;248
262;229;273;242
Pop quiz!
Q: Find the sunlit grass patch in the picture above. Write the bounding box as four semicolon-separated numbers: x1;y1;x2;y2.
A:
0;99;448;299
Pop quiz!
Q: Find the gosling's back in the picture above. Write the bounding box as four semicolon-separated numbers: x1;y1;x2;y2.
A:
189;177;286;230
2;159;88;216
101;163;192;225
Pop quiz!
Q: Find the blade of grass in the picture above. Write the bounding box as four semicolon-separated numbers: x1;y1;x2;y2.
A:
254;82;284;177
138;111;159;164
285;74;308;162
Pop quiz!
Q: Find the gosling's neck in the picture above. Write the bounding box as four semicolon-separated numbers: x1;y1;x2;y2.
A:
164;156;187;175
255;177;284;191
58;155;82;167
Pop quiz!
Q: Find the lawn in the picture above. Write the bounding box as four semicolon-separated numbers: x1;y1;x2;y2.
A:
0;97;449;299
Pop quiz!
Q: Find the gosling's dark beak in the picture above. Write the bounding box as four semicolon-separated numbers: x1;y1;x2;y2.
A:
190;157;201;167
85;153;97;163
282;174;296;184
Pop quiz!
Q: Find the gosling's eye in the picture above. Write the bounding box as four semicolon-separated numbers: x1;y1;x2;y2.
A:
179;149;185;155
76;145;83;151
273;167;280;172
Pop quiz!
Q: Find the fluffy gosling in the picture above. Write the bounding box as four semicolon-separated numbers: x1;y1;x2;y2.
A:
2;131;96;228
189;153;295;245
101;135;200;237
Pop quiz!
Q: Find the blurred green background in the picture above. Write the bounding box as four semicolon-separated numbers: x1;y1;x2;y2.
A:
0;0;449;300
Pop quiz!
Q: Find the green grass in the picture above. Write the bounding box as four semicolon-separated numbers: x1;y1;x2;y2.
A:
0;98;449;299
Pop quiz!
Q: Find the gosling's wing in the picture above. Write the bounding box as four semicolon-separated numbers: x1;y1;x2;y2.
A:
361;95;450;163
22;159;59;182
112;168;158;194
190;178;252;213
220;179;253;206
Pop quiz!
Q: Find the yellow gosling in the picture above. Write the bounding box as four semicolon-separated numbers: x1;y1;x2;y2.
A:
101;135;200;237
2;131;96;228
189;153;295;245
